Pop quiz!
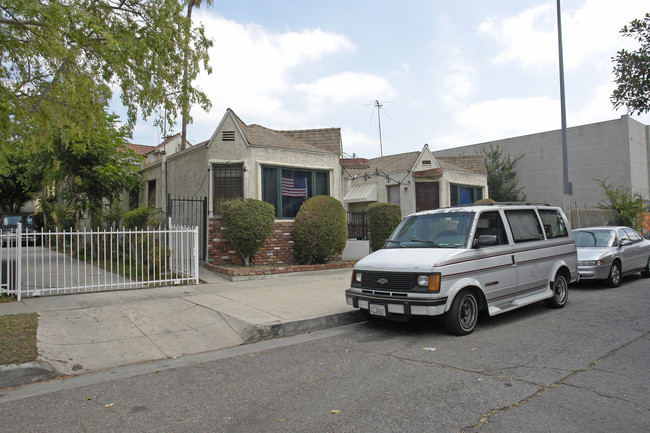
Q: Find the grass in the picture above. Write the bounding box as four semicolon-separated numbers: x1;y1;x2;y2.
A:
0;313;38;365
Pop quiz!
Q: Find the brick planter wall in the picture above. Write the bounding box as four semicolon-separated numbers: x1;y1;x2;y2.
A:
206;217;298;266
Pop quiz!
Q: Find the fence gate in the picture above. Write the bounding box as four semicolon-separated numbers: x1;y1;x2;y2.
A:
168;195;207;260
0;224;199;300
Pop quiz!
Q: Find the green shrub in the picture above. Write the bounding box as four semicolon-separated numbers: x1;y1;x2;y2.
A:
368;202;402;251
123;206;159;229
221;198;276;266
293;195;347;264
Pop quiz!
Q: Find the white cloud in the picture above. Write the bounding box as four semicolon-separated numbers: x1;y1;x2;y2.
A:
478;0;649;71
431;96;562;150
295;72;396;111
191;13;356;126
439;60;477;108
341;127;378;158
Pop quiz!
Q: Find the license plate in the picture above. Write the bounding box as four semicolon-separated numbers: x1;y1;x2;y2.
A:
369;304;386;317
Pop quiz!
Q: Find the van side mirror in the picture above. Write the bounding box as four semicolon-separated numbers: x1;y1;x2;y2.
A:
473;234;498;248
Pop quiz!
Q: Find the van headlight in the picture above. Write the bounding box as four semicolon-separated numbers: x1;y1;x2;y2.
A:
417;274;441;292
351;271;362;286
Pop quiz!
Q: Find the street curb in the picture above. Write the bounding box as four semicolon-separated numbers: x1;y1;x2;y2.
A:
0;361;61;390
246;310;365;343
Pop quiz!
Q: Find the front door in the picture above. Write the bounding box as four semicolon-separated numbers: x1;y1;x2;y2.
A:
415;182;439;212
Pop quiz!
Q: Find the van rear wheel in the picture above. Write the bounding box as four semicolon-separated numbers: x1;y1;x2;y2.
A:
445;290;478;335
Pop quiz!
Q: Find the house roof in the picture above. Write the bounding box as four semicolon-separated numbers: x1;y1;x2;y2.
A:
227;108;341;156
125;143;155;155
345;151;487;177
346;151;420;176
437;155;487;176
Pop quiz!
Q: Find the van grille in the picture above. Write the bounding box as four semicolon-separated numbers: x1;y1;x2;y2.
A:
360;272;417;291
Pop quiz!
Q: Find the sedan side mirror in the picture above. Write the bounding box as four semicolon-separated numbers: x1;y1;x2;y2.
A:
620;239;632;246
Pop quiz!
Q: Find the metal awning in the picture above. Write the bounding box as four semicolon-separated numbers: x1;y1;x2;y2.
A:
343;183;377;203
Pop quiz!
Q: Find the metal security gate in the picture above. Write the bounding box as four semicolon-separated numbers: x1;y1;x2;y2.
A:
168;195;207;260
0;224;199;300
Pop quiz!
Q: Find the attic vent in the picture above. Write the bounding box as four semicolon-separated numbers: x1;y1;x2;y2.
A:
222;131;235;141
422;160;432;166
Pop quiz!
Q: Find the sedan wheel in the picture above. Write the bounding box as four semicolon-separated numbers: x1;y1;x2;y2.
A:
606;262;621;288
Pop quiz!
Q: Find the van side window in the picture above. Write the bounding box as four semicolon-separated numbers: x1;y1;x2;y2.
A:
475;211;508;245
538;209;568;239
504;209;544;243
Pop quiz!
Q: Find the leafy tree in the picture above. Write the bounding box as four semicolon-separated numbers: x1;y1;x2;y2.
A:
36;111;144;228
181;0;213;151
0;0;213;154
611;13;650;115
481;144;526;202
595;178;646;229
0;145;44;213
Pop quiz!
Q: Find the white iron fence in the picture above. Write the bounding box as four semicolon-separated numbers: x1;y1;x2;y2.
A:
0;223;199;301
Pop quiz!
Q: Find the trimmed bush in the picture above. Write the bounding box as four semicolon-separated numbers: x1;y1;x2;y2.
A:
123;206;159;229
293;195;347;264
221;198;275;266
368;202;402;251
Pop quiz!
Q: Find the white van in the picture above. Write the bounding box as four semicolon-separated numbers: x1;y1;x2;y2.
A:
345;204;578;335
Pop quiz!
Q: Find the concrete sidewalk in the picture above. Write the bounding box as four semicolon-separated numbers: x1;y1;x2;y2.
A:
0;267;361;386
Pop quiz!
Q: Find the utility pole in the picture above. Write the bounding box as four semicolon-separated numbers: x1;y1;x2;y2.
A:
557;0;571;196
375;100;384;157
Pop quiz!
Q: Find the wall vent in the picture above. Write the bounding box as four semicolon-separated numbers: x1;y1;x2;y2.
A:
222;131;235;141
422;160;432;166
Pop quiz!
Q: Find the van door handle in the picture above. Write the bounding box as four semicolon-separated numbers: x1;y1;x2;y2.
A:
511;255;517;267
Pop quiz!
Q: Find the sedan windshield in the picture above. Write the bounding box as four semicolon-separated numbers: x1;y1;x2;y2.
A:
574;230;616;248
386;212;475;249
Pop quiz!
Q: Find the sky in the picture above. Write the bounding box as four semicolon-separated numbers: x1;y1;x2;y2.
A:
119;0;650;158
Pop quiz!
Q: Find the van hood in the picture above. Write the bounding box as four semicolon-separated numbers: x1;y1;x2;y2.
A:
354;248;468;273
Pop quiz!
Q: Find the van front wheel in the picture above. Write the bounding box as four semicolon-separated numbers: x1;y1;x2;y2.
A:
545;274;568;309
445;290;478;335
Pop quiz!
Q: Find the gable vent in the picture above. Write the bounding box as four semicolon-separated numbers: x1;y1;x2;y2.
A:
222;131;235;141
422;160;432;166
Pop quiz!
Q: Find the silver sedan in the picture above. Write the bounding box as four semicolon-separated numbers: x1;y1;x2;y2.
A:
573;226;650;287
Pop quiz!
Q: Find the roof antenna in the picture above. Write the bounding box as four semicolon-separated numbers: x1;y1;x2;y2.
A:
365;100;392;157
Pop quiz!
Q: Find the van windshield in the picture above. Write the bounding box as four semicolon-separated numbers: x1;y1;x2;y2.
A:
386;211;475;249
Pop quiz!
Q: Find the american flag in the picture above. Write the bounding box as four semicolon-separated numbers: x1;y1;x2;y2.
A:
281;176;308;198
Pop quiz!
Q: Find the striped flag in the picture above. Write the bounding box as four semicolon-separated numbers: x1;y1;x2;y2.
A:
281;176;308;198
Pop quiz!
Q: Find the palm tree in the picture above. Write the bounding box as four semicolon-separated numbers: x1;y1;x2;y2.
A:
181;0;213;151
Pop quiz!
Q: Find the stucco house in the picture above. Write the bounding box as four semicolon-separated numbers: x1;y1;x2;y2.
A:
343;144;488;217
137;108;343;267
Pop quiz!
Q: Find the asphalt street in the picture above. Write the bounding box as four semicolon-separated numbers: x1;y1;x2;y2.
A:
0;275;648;432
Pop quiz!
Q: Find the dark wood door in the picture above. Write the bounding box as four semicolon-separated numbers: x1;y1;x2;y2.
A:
416;182;439;212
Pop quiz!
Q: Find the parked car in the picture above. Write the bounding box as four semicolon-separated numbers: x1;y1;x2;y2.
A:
345;204;578;335
572;226;650;287
1;214;40;246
